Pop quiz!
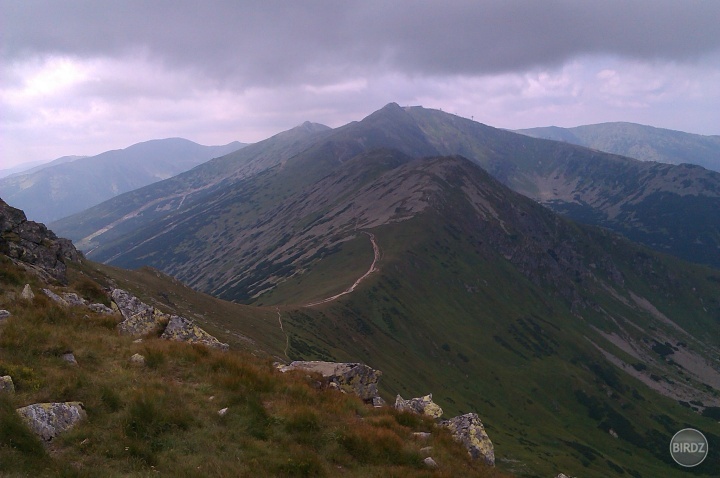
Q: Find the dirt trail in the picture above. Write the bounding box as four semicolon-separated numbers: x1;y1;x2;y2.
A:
304;231;380;307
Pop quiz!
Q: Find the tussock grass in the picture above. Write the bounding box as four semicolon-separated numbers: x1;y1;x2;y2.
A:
0;266;509;477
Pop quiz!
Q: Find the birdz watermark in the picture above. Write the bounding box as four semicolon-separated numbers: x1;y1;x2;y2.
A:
669;428;708;467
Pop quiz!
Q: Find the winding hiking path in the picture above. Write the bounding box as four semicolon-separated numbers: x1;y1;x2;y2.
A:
304;231;380;307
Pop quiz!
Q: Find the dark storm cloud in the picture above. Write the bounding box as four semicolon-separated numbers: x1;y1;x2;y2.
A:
4;0;720;88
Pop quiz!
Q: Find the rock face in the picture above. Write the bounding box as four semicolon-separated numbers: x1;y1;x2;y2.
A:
440;413;495;466
278;361;382;402
0;375;15;393
0;197;80;283
160;315;229;351
394;393;443;418
16;402;87;441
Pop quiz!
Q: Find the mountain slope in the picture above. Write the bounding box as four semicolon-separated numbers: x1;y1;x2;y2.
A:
81;152;720;477
0;138;245;223
516;122;720;172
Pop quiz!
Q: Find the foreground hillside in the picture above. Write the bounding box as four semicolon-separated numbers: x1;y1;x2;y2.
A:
0;228;505;477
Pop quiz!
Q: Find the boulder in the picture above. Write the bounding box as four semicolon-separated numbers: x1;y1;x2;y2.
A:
112;289;168;336
439;413;495;466
16;402;87;441
129;353;145;366
394;393;443;418
423;456;438;468
61;352;78;366
42;288;68;306
88;303;114;315
0;309;10;321
278;361;382;402
0;375;15;393
61;292;86;307
21;284;34;300
160;315;229;351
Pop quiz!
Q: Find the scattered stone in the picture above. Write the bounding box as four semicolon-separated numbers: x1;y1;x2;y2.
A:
413;432;432;440
21;284;34;300
372;396;387;408
423;457;438;468
440;413;495;466
556;474;575;478
0;375;15;393
129;353;145;366
278;361;382;402
61;292;86;307
394;393;443;418
609;428;618;439
0;310;10;321
133;339;143;343
42;288;68;306
420;446;433;455
16;402;87;441
160;315;230;351
88;303;115;315
218;408;228;416
61;352;78;366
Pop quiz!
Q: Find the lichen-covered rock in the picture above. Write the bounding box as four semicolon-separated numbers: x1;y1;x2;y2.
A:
394;393;443;418
440;413;495;466
278;361;382;402
0;198;80;284
372;396;387;408
0;375;15;393
111;289;168;336
111;288;152;319
129;353;145;366
160;315;229;351
16;402;87;441
21;284;34;300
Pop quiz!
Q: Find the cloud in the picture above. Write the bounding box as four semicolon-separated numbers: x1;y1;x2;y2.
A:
1;1;719;167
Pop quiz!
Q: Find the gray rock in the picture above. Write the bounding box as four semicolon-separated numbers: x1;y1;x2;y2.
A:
112;289;168;336
420;446;433;455
439;413;495;466
278;361;382;402
0;309;10;321
372;396;387;408
218;407;228;416
111;288;152;319
42;288;68;306
21;284;34;300
0;375;15;393
61;352;78;366
413;432;432;440
394;393;443;418
129;353;145;366
16;402;87;441
160;315;229;351
88;303;115;315
61;293;86;307
423;456;438;468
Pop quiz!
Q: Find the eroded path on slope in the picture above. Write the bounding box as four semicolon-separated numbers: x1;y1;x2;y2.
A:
304;231;380;307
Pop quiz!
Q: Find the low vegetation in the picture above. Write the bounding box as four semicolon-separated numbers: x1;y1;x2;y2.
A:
0;263;508;477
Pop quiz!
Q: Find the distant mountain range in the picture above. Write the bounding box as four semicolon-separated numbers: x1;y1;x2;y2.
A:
0;138;245;223
516;122;720;172
13;104;720;476
0;156;87;179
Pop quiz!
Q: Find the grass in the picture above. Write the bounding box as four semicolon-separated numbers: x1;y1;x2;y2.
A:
0;262;508;477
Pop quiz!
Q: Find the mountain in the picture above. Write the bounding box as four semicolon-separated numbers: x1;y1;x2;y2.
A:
53;147;720;477
0;138;246;223
516;122;720;172
57;104;720;271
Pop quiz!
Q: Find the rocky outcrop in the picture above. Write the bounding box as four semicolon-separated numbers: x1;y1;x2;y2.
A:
42;288;115;315
16;401;87;441
440;413;495;466
111;289;168;336
111;289;228;350
160;315;229;351
278;361;382;402
0;375;15;393
0;197;80;283
394;393;443;418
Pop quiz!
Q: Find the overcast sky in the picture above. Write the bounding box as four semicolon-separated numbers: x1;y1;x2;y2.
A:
2;1;720;168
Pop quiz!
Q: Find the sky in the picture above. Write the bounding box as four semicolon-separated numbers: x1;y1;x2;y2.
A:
2;0;720;168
